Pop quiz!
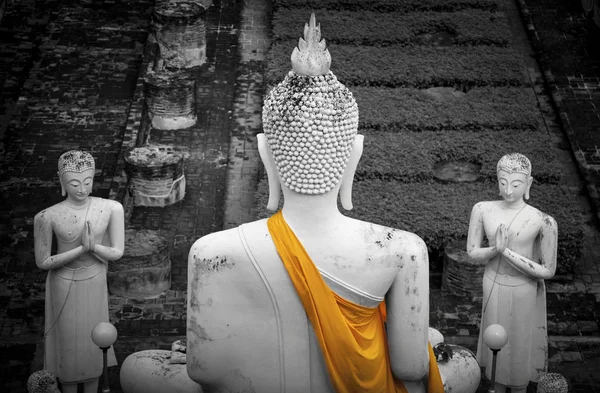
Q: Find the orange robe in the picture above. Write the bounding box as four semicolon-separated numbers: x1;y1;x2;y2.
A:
267;211;443;393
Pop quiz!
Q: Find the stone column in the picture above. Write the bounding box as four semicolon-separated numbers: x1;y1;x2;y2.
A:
108;229;171;298
125;145;186;207
152;1;207;70
441;238;485;297
144;70;197;130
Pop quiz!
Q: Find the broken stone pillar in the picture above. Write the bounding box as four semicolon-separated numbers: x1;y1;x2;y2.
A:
125;145;186;207
144;70;197;130
441;238;485;297
152;1;207;69
108;229;171;298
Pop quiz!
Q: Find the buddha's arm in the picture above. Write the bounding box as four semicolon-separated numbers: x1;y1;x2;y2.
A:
501;216;558;280
466;203;497;262
34;211;85;270
91;202;125;261
386;235;429;381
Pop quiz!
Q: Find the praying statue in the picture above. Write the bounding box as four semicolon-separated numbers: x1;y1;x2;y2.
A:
187;14;443;393
467;153;558;393
34;150;125;393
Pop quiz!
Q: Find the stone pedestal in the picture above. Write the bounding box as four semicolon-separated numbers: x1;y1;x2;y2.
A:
120;350;202;393
125;145;186;207
108;229;171;298
144;70;196;130
442;238;485;297
152;1;206;69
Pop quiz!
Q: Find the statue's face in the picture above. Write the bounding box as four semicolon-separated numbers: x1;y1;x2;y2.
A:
497;170;529;203
61;169;95;202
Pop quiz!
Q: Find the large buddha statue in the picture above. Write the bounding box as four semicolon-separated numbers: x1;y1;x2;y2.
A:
467;153;558;393
187;14;443;393
34;150;125;393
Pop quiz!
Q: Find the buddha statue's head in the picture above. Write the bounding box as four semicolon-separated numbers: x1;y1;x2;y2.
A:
259;13;361;211
27;370;60;393
536;373;568;393
58;150;96;201
496;152;533;202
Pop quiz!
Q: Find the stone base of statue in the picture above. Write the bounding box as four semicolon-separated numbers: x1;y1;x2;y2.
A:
108;229;171;298
442;238;485;297
152;1;206;69
125;145;186;207
144;70;196;130
120;350;202;393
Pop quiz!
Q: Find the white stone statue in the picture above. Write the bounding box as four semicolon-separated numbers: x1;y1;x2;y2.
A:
467;152;558;393
187;14;443;393
34;150;125;393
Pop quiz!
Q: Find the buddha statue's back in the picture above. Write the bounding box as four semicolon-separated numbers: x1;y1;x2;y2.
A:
187;215;429;393
187;13;435;393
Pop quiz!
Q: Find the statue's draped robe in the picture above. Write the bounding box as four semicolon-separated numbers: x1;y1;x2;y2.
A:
44;197;117;383
267;211;443;393
476;262;548;387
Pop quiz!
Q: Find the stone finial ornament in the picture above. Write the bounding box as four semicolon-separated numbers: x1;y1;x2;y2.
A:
262;13;359;195
496;152;532;176
27;370;60;393
291;13;331;76
537;373;569;393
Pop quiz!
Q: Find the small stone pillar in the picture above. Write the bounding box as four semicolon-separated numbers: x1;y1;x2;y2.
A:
108;229;171;298
441;238;485;297
152;1;207;69
144;70;197;130
125;145;186;207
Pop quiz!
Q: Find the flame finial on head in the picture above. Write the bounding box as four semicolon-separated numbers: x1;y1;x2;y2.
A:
291;13;331;76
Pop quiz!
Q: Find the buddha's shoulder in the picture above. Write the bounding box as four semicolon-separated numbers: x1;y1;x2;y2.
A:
189;219;268;258
34;203;65;221
472;200;502;211
526;204;557;227
92;197;123;211
352;218;426;252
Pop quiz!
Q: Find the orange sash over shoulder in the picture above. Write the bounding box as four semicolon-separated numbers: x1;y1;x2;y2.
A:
267;211;444;393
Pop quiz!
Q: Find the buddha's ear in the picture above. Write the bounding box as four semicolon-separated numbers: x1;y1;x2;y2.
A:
525;175;534;200
58;172;66;197
257;133;281;211
340;134;364;211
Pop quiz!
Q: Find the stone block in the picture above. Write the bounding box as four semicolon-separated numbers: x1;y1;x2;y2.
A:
442;238;485;298
144;71;197;130
108;229;171;298
152;1;207;69
125;145;187;207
